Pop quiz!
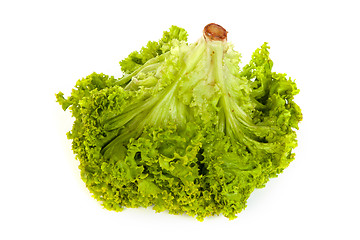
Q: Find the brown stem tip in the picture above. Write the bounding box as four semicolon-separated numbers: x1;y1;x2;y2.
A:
203;23;227;41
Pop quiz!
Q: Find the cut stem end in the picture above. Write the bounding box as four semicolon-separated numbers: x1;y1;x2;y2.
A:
203;23;227;41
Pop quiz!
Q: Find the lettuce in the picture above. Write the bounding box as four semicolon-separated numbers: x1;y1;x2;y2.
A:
56;24;302;221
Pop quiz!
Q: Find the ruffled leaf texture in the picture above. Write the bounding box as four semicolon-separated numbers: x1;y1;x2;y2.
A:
56;25;302;221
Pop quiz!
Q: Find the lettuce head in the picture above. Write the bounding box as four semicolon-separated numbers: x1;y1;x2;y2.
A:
56;23;302;221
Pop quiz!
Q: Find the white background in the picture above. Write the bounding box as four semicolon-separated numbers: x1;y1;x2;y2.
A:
1;0;359;239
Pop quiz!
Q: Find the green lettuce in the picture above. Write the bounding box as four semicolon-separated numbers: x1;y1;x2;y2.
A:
56;24;302;221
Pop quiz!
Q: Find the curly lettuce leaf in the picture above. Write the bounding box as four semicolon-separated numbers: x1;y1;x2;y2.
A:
119;25;188;74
